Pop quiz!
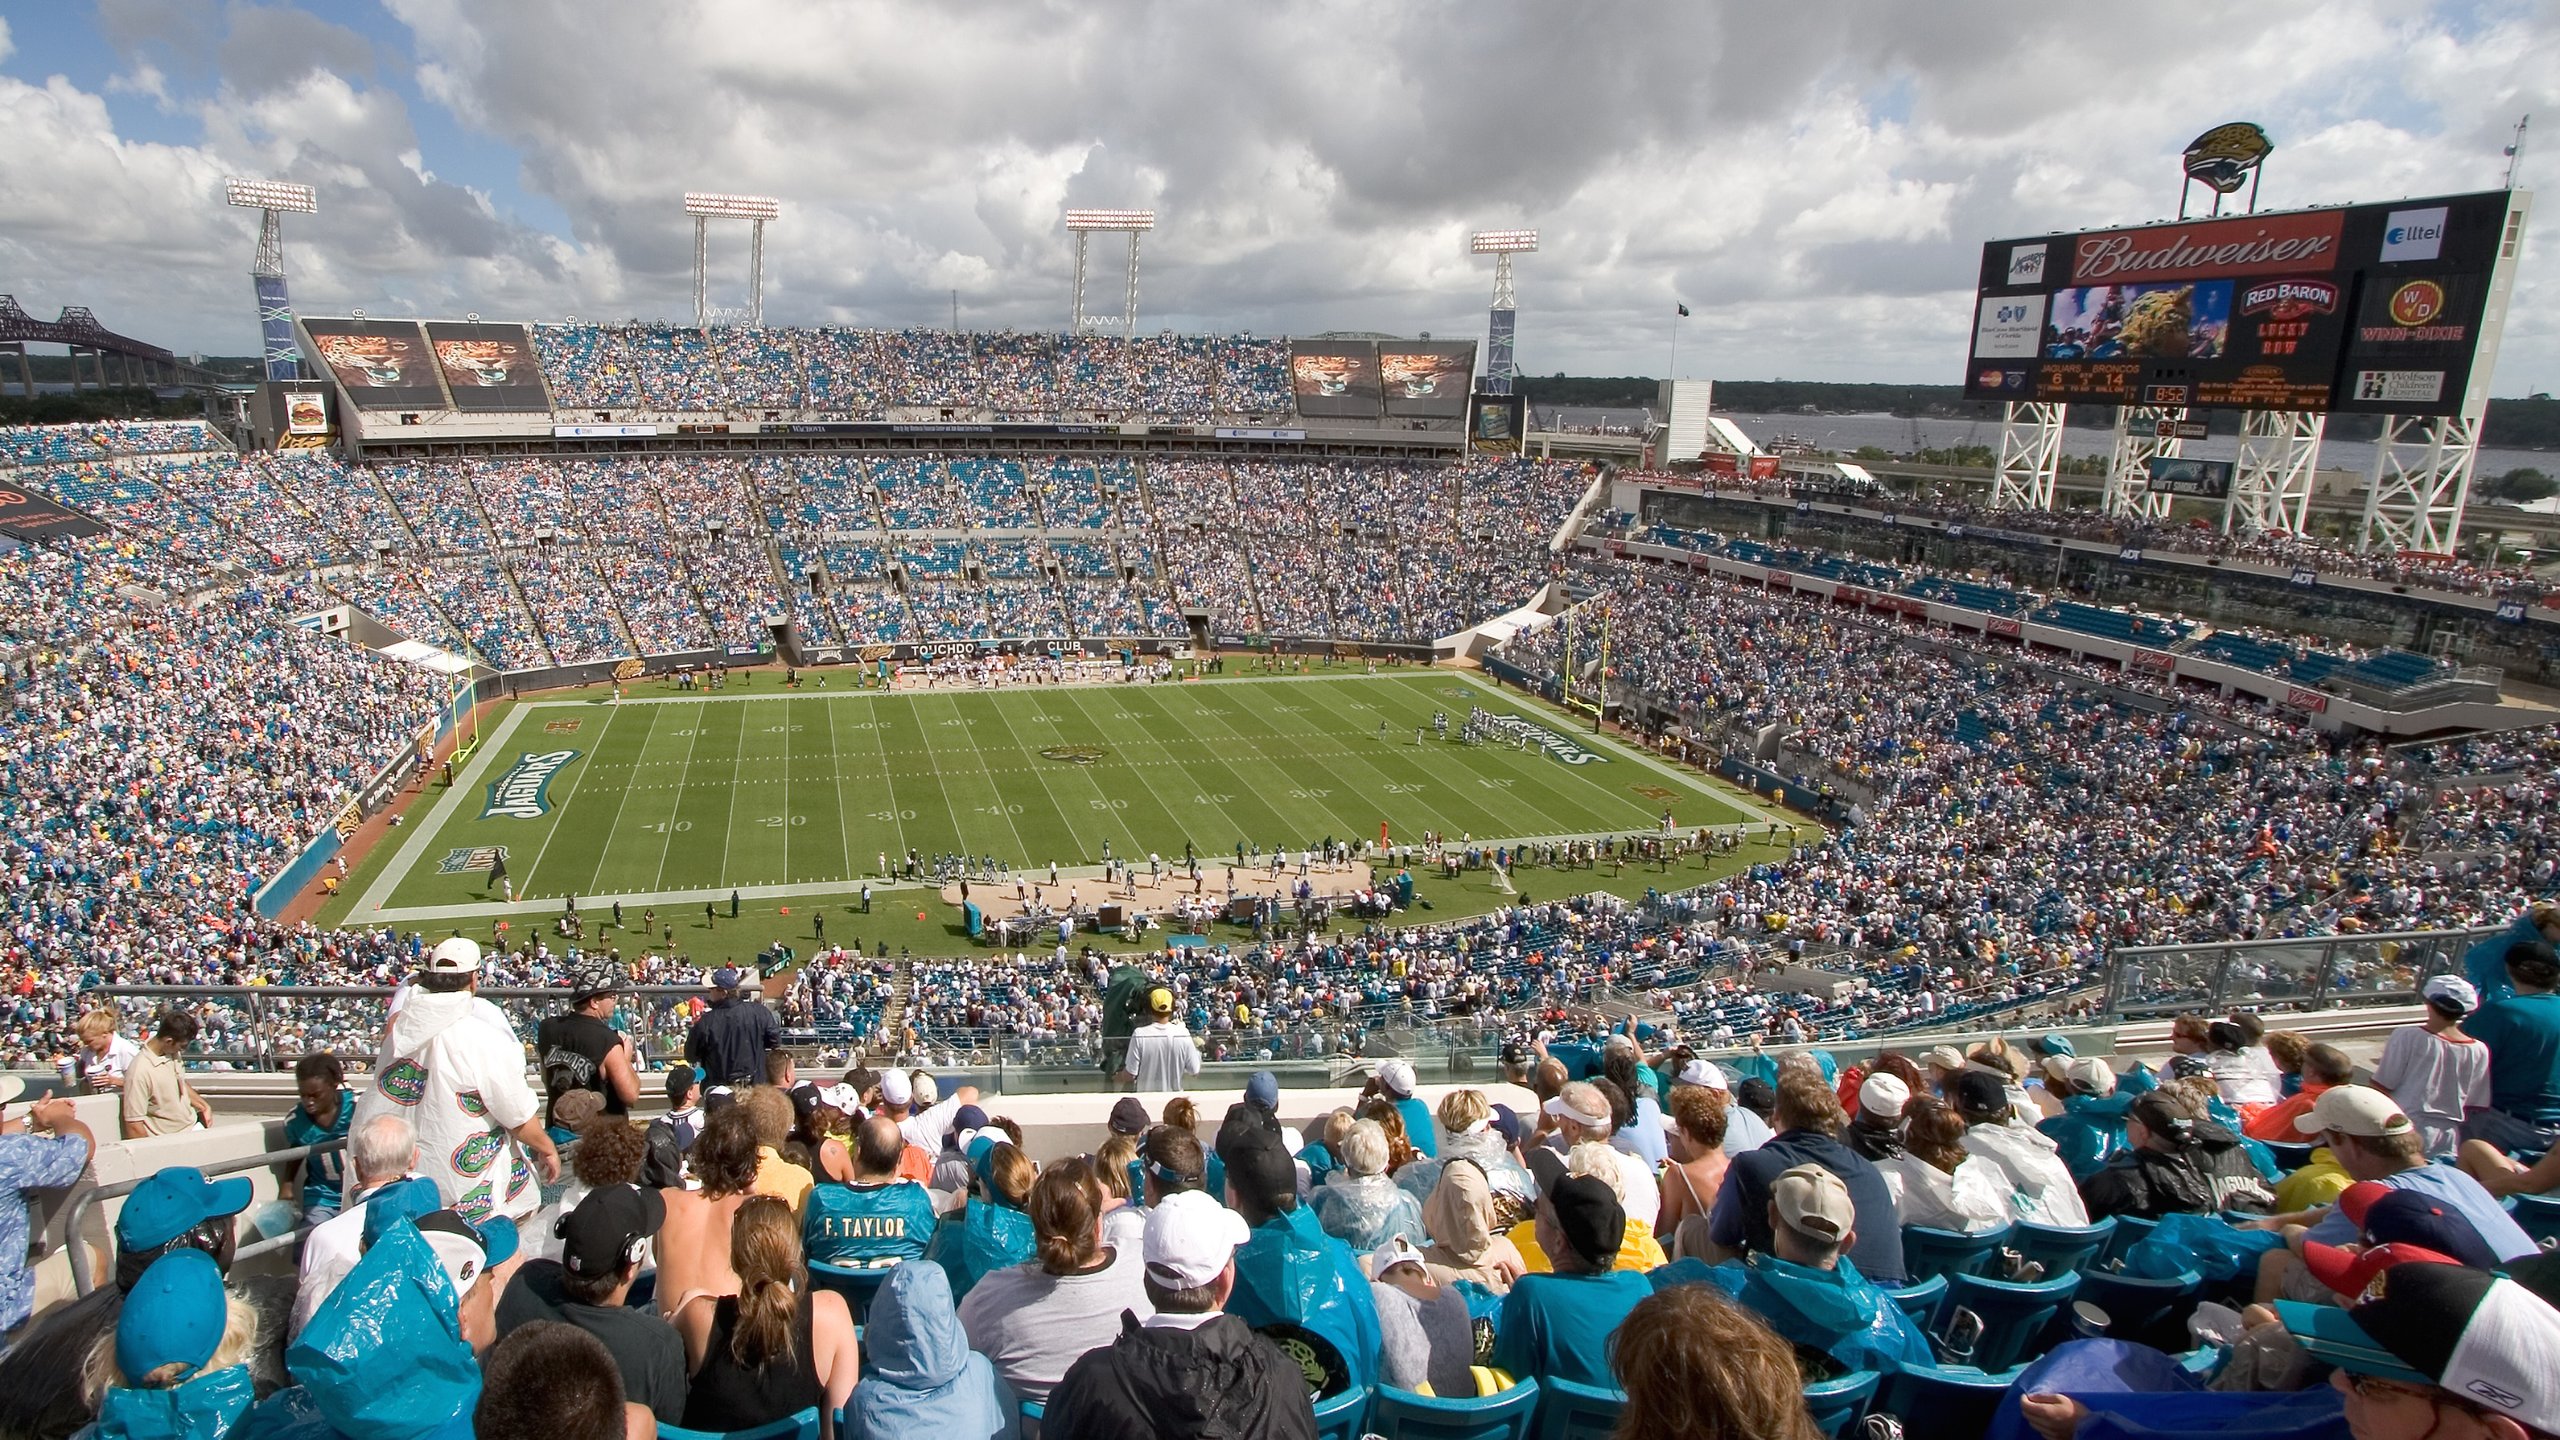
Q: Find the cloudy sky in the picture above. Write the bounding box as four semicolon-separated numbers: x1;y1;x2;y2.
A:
3;1;2556;388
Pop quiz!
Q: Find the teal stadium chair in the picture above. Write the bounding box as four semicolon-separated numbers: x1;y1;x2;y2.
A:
1900;1223;2012;1281
1937;1271;2079;1372
2099;1214;2157;1265
1803;1370;1883;1439
1313;1385;1370;1440
1879;1363;2023;1440
1369;1380;1542;1440
2073;1267;2203;1347
656;1408;821;1440
2011;1218;2116;1278
1880;1274;1948;1324
806;1260;889;1321
1534;1377;1627;1440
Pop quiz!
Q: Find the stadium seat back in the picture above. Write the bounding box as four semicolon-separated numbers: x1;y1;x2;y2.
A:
806;1260;888;1316
2011;1218;2115;1279
1937;1271;2079;1372
1880;1274;1948;1324
657;1407;820;1440
1313;1385;1371;1440
2098;1214;2157;1265
2072;1267;2203;1347
1899;1223;2013;1281
1533;1376;1626;1440
1368;1380;1541;1440
1803;1370;1882;1439
1878;1363;2022;1440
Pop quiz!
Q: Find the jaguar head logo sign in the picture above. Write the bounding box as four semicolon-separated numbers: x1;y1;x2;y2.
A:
1040;745;1109;766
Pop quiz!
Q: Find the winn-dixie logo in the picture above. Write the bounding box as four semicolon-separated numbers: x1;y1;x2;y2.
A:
2073;211;2342;284
2240;279;2340;318
481;750;580;819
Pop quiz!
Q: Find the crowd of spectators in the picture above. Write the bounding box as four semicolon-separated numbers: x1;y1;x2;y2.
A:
527;324;1293;418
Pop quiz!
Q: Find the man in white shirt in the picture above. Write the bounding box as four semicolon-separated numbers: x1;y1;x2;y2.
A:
1122;989;1201;1093
2373;975;2491;1158
354;937;559;1226
292;1113;426;1337
878;1068;980;1154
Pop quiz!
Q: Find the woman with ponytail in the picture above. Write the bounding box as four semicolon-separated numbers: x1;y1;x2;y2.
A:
676;1195;860;1435
955;1156;1152;1407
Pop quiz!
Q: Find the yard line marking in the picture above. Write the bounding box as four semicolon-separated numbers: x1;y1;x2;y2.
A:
651;701;712;891
582;704;663;899
1059;685;1240;855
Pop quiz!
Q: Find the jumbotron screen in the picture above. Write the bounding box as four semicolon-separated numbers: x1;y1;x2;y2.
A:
1962;188;2521;416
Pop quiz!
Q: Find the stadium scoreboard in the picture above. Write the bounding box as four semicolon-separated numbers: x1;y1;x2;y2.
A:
1963;188;2527;416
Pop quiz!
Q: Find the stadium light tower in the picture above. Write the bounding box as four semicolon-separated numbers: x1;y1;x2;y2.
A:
225;177;316;381
1064;209;1155;338
1470;229;1538;394
682;192;782;328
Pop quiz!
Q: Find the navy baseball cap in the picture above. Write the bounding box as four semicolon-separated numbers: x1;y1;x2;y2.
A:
711;967;744;990
116;1167;253;1252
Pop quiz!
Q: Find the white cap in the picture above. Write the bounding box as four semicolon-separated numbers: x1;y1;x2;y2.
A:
1369;1234;1426;1277
1857;1073;1911;1120
1544;1083;1611;1131
2296;1084;2415;1139
2423;975;2481;1015
426;937;482;974
817;1083;859;1112
912;1072;939;1107
2057;1056;2117;1096
877;1069;914;1108
1677;1059;1728;1092
1919;1045;1965;1073
1378;1059;1417;1097
1143;1191;1251;1289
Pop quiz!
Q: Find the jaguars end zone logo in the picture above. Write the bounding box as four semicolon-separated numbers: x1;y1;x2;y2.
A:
482;750;580;819
437;846;509;875
1040;745;1109;766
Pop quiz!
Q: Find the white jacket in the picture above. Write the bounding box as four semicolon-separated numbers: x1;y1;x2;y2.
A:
1876;1151;2014;1234
354;988;542;1222
1960;1120;2090;1228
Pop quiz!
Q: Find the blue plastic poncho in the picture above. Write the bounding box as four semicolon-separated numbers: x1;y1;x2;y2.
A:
1662;1255;1933;1375
1984;1338;2344;1440
89;1363;256;1440
1227;1205;1385;1399
1310;1173;1428;1253
843;1261;1017;1440
266;1222;478;1440
926;1199;1035;1306
2124;1212;2286;1283
2467;911;2549;1008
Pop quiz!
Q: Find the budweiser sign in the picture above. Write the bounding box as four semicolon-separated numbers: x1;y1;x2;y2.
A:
2071;210;2344;284
2284;687;2331;714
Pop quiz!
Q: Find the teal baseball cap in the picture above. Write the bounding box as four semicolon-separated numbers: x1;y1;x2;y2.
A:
116;1168;253;1252
116;1249;228;1381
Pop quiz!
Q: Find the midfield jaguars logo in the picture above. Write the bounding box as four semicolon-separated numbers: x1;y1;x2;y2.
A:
1040;744;1109;765
481;750;580;819
437;846;509;875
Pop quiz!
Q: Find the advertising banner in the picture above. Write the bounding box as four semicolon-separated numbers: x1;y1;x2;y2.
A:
1748;455;1782;480
301;319;449;409
424;322;552;411
1963;189;2516;415
1701;452;1740;477
0;482;106;540
1467;392;1525;454
1376;342;1476;417
283;389;331;435
2145;456;2235;497
1289;343;1383;420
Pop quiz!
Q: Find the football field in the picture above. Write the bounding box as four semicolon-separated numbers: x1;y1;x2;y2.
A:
344;670;1772;925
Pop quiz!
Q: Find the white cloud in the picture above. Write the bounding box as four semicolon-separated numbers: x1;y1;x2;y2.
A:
6;0;2558;391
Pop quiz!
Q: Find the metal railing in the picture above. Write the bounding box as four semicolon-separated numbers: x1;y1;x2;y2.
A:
2102;924;2500;1019
61;1137;345;1296
85;985;769;1073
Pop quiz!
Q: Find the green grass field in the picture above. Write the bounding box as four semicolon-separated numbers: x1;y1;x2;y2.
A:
334;670;1774;937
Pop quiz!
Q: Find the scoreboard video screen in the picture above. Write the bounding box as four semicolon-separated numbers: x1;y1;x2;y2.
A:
1963;189;2524;416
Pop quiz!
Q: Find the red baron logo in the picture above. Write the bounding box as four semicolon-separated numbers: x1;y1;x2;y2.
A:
2240;279;2340;318
2072;211;2344;283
